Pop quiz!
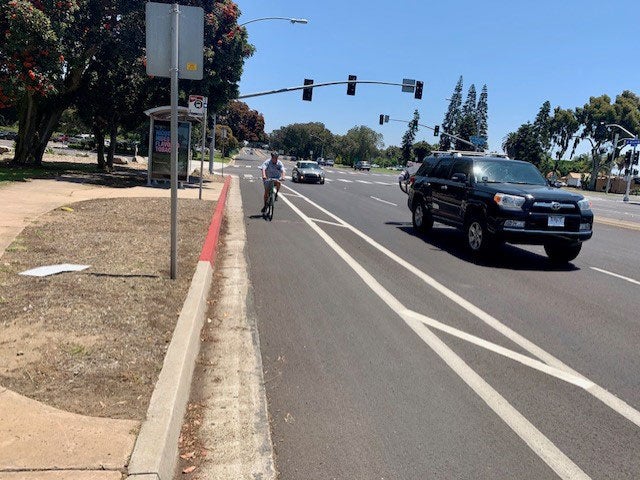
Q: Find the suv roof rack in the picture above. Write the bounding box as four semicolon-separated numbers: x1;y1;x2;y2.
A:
430;150;510;159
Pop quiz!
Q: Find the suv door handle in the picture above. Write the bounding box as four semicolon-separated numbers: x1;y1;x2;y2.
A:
441;185;448;191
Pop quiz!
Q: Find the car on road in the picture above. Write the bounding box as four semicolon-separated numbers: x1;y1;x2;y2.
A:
325;158;335;166
407;152;594;263
354;161;371;171
291;161;325;184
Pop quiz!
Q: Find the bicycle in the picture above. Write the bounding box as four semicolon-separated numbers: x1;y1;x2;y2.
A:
263;178;282;221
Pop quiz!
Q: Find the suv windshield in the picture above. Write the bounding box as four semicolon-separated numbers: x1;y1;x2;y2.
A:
473;160;546;185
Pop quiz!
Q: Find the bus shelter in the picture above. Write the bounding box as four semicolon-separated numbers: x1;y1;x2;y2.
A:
144;106;205;185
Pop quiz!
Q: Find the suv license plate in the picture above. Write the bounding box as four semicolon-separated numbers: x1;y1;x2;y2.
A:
548;215;565;227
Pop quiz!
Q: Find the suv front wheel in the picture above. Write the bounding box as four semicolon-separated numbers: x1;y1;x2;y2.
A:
465;215;492;253
544;241;582;263
412;201;433;234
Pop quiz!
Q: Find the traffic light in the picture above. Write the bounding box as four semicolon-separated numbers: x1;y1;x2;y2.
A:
302;79;313;101
634;151;640;165
384;115;389;123
414;80;423;100
379;114;384;125
347;75;357;95
625;151;632;166
433;125;440;136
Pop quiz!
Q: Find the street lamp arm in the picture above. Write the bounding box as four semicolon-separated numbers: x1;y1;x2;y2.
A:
239;17;308;26
606;123;636;139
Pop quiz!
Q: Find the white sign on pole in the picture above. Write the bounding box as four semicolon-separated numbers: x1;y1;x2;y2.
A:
145;2;204;80
189;95;207;115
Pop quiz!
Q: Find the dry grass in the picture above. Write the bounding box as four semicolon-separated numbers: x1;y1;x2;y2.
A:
0;174;219;420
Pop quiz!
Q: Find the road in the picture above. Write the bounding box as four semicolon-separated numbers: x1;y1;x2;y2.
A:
228;149;640;479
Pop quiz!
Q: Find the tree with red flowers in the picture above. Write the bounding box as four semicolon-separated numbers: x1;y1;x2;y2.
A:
0;0;253;167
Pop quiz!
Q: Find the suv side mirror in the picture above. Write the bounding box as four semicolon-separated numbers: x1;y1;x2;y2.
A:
548;179;561;188
451;173;467;183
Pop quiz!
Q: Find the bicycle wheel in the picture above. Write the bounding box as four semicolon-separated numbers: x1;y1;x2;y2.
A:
267;188;275;221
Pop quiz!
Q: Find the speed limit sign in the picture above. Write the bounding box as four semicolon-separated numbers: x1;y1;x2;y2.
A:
188;95;207;115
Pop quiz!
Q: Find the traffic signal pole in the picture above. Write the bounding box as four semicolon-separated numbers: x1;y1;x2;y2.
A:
237;79;420;100
386;118;481;151
623;139;637;202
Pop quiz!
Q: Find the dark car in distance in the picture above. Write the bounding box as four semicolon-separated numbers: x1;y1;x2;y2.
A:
407;153;594;263
291;161;325;184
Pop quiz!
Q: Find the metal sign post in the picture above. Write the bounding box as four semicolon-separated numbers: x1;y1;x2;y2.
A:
189;95;208;200
146;2;204;279
623;137;639;202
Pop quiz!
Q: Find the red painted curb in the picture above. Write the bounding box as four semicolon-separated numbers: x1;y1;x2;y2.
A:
199;176;232;266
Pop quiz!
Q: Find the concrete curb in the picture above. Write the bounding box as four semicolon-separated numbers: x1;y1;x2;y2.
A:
126;176;232;480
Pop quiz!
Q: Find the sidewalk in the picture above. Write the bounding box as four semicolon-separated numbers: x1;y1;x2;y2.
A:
0;175;225;480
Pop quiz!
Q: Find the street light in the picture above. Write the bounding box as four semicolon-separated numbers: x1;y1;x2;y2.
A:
239;17;308;27
310;133;326;160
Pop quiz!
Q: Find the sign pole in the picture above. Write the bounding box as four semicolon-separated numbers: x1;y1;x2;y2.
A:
199;103;207;200
209;113;216;174
170;3;179;279
623;138;637;202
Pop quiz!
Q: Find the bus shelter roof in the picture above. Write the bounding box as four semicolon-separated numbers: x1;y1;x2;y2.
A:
144;106;204;123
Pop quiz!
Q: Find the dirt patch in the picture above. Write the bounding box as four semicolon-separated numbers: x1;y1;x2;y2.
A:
0;182;219;420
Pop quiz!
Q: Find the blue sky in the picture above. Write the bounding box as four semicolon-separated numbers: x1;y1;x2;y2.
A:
236;0;635;155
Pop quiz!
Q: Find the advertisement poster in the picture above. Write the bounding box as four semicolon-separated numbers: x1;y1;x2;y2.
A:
151;121;190;181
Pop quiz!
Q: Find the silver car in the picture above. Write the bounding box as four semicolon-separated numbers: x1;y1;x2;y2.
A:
291;161;325;184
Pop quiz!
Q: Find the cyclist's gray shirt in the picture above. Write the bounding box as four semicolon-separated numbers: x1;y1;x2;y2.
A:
261;159;285;179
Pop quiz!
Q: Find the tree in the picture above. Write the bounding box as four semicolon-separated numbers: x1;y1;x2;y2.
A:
1;0;252;167
269;122;334;159
576;95;616;190
342;125;383;165
533;101;552;152
440;76;463;151
476;84;488;148
220;100;265;143
215;124;238;153
548;107;579;173
401;109;419;164
456;84;478;151
502;123;545;166
412;141;435;162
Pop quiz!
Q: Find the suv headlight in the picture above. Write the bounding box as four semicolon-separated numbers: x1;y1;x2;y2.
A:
577;199;591;212
493;193;525;210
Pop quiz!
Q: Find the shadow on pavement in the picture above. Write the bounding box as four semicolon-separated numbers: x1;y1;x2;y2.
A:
390;223;580;272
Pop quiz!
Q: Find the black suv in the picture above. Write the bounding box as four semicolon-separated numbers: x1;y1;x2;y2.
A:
407;153;594;263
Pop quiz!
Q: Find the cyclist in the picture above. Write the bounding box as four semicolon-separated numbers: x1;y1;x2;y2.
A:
261;151;286;213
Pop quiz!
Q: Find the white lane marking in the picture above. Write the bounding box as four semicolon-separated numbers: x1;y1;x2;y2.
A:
356;180;373;184
243;174;254;179
246;165;252;168
370;196;398;207
337;179;353;183
374;181;395;186
325;178;334;182
590;267;640;286
404;310;593;389
309;218;347;227
282;184;640;428
279;193;591;480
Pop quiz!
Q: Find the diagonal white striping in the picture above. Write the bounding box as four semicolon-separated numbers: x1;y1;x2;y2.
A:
404;310;593;389
280;193;591;480
282;183;640;428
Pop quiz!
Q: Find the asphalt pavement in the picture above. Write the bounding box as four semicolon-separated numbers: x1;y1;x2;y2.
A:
228;150;640;479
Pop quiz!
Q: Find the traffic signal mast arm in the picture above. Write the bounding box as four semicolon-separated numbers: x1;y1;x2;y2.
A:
386;117;481;151
238;79;421;100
